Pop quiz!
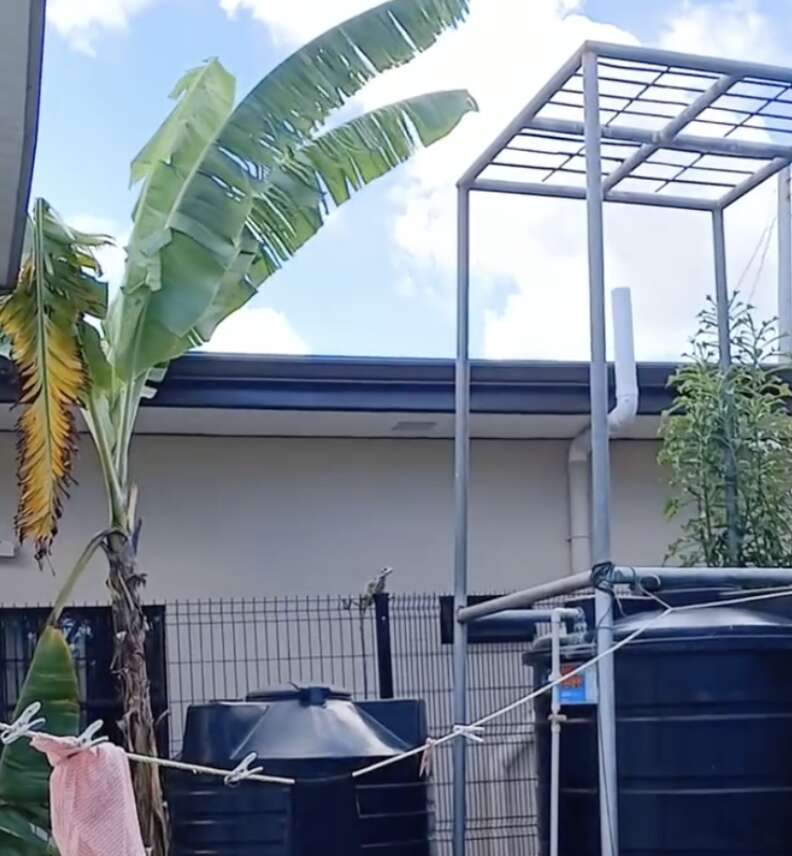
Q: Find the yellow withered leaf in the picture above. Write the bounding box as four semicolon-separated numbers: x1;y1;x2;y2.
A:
0;200;109;561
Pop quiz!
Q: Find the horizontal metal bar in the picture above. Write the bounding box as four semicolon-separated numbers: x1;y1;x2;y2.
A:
611;565;792;590
596;58;719;83
520;130;638;149
503;144;624;163
741;120;792;136
540;164;735;188
466;607;585;640
457;573;592;623
458;45;584;187
601;76;705;97
758;108;792;123
472;177;718;210
495;160;735;187
647;160;752;176
586;40;792;86
719;156;791;207
528;116;792;159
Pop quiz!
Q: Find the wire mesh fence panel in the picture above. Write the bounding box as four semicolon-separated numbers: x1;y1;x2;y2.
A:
0;606;168;754
1;592;546;855
165;596;381;753
389;594;540;856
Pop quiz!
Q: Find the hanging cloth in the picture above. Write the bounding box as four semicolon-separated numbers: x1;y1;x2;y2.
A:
292;774;363;856
31;734;147;856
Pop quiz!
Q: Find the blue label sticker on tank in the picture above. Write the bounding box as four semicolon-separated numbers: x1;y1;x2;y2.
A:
559;662;598;705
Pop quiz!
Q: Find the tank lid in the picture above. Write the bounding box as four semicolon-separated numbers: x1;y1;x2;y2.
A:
247;683;352;705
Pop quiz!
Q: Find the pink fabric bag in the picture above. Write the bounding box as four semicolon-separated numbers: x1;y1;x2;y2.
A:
31;734;147;856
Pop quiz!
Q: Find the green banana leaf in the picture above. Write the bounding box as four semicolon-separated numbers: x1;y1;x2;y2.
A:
0;627;80;854
106;0;473;379
152;89;478;359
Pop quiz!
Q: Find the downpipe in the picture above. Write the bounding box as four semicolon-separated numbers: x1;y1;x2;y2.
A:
567;287;638;574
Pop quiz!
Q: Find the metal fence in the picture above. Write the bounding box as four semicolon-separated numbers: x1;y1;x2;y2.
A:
1;593;542;856
165;595;384;751
389;594;538;855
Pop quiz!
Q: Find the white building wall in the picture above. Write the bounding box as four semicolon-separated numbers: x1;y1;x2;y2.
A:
0;433;678;605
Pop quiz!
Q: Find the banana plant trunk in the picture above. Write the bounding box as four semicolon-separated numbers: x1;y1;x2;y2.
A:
105;530;169;856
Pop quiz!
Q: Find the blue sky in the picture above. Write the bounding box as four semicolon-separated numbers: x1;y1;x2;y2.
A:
35;0;792;360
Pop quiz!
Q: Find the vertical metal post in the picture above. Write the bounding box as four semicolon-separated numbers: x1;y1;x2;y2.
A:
549;610;563;856
582;49;619;856
452;185;471;856
712;210;732;365
778;167;792;349
712;208;739;562
373;593;394;699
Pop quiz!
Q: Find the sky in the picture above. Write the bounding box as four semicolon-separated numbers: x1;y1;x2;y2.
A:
33;0;792;361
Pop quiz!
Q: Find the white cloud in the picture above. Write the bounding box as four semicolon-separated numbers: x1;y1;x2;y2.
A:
47;0;157;55
219;0;379;43
202;306;310;355
658;0;781;61
352;0;786;360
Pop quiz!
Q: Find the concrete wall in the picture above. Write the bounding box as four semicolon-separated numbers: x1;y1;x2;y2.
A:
0;432;679;605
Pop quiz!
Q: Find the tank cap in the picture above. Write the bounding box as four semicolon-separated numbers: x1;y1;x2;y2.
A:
246;683;352;705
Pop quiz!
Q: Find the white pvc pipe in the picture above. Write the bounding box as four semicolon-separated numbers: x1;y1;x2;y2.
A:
567;288;638;574
549;610;564;856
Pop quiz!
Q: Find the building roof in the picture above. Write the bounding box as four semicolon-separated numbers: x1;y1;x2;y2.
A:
0;0;45;294
142;352;677;414
0;353;676;439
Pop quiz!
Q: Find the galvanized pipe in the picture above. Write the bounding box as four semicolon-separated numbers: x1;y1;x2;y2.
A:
583;49;619;856
452;185;471;856
712;208;740;564
611;566;792;590
457;572;592;624
584;39;792;85
470;177;717;210
779;166;792;349
527;117;792;161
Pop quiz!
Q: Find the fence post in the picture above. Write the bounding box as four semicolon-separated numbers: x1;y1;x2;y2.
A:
373;593;394;699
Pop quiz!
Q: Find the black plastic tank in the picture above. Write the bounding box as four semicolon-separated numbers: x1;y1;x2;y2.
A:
529;593;792;856
168;684;432;856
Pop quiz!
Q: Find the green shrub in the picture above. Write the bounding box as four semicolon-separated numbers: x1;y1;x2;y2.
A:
659;296;792;567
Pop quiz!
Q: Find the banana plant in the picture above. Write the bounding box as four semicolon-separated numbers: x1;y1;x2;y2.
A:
0;1;476;853
0;627;80;855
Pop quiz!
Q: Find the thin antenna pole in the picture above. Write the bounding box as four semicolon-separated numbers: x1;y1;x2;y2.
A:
583;48;619;856
452;184;471;856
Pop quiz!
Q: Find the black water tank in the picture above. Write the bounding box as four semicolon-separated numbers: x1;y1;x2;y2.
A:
168;684;432;856
530;593;792;856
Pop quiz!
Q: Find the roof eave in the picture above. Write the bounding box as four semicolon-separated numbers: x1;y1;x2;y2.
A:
1;353;678;416
0;0;46;295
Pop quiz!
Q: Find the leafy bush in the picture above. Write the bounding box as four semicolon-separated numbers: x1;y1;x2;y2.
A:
659;296;792;566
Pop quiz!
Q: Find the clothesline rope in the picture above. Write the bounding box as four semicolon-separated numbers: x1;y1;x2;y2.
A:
3;585;791;787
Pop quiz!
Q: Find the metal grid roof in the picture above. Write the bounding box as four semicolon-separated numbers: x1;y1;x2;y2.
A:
462;41;792;210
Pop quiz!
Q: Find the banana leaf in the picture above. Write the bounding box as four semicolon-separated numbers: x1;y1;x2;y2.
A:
0;627;79;854
107;0;473;378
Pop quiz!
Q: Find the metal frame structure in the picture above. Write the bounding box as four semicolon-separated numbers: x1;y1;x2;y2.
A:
453;41;792;856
